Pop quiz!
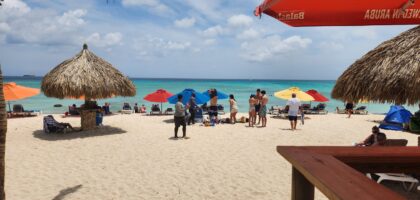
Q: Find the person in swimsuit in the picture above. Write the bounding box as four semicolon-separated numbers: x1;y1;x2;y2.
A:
209;89;218;123
229;94;238;124
248;94;256;127
255;89;262;125
345;101;354;118
259;90;269;127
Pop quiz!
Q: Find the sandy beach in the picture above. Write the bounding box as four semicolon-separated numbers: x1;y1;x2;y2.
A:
5;113;419;200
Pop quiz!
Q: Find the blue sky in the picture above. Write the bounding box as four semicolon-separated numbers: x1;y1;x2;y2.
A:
0;0;415;79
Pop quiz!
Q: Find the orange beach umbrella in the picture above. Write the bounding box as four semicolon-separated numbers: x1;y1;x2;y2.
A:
3;82;40;101
3;82;40;111
255;0;420;26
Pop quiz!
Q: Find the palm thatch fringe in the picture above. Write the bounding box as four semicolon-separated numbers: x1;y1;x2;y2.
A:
0;65;7;200
41;44;136;100
332;25;420;105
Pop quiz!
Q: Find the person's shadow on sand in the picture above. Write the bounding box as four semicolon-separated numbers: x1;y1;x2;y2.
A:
168;136;190;140
52;184;82;200
33;126;126;141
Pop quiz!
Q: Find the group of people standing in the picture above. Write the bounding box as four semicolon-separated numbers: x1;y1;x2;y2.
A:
248;89;269;127
172;88;271;139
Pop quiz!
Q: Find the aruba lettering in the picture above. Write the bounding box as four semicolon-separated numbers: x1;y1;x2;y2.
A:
364;9;420;20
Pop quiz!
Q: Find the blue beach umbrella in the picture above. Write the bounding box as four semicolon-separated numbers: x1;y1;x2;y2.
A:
202;90;229;100
168;88;210;105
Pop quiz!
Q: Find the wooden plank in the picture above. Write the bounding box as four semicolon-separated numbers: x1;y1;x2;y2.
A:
292;167;314;200
277;147;406;200
279;146;420;173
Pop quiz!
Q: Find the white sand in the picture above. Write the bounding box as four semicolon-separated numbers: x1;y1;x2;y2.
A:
5;113;419;199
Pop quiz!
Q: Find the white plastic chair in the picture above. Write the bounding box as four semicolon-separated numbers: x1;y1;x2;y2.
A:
376;173;419;191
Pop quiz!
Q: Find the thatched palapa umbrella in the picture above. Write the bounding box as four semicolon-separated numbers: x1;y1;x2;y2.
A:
42;44;136;130
332;25;420;105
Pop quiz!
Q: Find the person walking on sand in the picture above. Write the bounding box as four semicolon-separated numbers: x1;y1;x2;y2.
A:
187;93;197;125
286;93;301;131
345;101;354;118
229;94;238;124
259;90;269;127
248;94;257;127
174;94;187;138
255;89;262;125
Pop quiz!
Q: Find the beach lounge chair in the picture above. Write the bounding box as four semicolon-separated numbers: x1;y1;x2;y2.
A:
301;104;311;114
11;104;39;117
150;104;161;115
164;108;174;115
336;107;347;114
43;115;72;133
368;139;419;191
354;106;368;115
194;108;203;123
269;105;281;115
68;106;80;115
307;103;328;115
121;103;134;114
217;104;225;115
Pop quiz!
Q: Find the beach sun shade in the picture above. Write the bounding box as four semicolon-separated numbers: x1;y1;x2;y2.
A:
274;87;314;101
332;26;420;105
202;90;229;100
168;89;210;105
254;0;420;26
3;82;40;101
144;89;173;103
144;89;174;111
306;90;329;102
41;44;136;100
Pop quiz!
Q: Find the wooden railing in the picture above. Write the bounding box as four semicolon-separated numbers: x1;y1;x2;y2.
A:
277;146;420;200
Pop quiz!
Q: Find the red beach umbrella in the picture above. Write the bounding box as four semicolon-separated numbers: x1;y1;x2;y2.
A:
143;89;173;111
306;90;329;102
254;0;420;27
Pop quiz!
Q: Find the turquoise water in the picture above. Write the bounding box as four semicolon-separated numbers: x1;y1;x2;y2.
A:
3;77;417;114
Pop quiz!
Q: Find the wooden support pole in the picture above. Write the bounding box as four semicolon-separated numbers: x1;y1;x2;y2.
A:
292;167;314;200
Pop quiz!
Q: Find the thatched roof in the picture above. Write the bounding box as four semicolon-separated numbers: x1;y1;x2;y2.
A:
41;44;136;99
332;25;420;105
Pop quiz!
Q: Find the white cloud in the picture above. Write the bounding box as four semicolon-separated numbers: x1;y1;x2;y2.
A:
204;39;217;45
86;32;123;48
57;9;87;27
241;35;312;62
121;0;173;15
200;25;226;37
174;17;196;28
134;36;194;59
182;0;222;20
5;9;88;45
228;14;253;27
237;28;259;40
0;0;30;20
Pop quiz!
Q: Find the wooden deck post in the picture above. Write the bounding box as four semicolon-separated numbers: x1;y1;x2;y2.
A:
292;167;314;200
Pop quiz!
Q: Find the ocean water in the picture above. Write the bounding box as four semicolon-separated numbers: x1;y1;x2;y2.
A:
3;76;418;114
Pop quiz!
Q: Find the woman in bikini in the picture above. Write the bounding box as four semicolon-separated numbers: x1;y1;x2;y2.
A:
248;94;256;127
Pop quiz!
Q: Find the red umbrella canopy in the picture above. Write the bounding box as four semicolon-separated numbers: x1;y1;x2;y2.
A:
143;89;173;103
306;90;329;102
255;0;420;27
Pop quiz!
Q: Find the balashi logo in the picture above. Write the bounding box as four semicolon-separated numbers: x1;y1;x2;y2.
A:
278;11;304;20
364;9;420;20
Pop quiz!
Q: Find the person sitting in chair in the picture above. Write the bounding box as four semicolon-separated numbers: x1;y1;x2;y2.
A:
140;104;146;113
355;126;387;146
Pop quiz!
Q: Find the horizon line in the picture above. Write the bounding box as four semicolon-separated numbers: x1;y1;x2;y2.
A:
4;75;337;82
